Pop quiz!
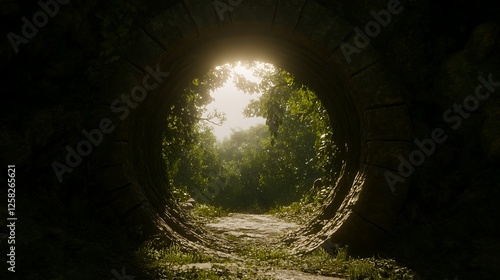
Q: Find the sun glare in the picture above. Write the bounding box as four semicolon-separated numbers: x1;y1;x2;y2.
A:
203;61;274;141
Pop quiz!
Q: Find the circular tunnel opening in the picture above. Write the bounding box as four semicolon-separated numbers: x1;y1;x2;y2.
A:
126;34;363;244
117;25;413;275
162;59;339;221
7;1;500;278
95;2;411;264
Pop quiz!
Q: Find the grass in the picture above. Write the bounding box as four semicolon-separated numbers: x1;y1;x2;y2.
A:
267;188;328;224
142;187;420;279
135;239;275;279
151;265;274;280
234;243;418;280
226;234;239;242
135;231;420;280
139;262;273;280
137;242;216;266
189;203;229;223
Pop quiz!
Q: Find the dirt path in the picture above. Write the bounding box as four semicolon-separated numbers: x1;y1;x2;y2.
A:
200;213;345;280
205;213;299;244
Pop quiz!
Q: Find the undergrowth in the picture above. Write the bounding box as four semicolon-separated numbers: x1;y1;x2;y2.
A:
154;186;419;279
234;241;419;280
136;235;420;280
267;187;329;224
189;203;229;223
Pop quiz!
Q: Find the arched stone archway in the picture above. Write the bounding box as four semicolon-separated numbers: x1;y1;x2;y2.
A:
87;0;412;254
3;0;500;278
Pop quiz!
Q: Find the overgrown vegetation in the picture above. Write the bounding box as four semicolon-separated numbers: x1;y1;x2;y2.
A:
163;61;337;213
136;236;420;280
156;60;421;279
238;245;417;280
189;203;229;224
267;187;330;224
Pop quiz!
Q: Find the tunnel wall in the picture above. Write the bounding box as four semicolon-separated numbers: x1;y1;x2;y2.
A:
80;0;414;252
1;0;499;277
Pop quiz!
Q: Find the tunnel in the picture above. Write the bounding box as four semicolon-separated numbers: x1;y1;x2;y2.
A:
1;0;499;279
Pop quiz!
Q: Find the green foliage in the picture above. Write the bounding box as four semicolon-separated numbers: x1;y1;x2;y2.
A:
162;65;235;205
189;203;229;223
267;197;320;225
135;229;419;280
139;263;274;280
151;266;270;280
241;246;292;266
137;242;215;266
216;64;337;211
268;185;332;224
172;184;192;203
212;67;336;210
165;123;221;199
232;241;419;280
163;61;338;212
136;241;246;280
136;238;280;280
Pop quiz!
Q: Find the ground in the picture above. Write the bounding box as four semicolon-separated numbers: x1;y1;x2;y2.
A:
177;213;345;279
138;209;418;279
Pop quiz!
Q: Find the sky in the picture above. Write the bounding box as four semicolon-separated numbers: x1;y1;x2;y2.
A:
202;63;267;142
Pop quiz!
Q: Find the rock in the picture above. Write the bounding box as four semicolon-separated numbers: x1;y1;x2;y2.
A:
182;202;194;211
187;198;196;206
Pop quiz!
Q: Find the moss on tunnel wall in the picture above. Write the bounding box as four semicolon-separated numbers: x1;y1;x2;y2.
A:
1;0;500;279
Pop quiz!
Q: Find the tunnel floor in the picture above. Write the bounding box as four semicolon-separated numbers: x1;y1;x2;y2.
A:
135;210;417;279
179;213;345;280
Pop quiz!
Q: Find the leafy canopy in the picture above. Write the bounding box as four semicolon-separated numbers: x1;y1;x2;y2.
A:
163;61;337;212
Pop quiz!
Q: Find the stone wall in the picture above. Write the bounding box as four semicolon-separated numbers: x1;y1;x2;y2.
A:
1;0;499;278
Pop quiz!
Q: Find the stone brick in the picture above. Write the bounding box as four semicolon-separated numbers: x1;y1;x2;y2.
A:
231;0;277;27
350;61;407;109
123;29;168;70
294;0;328;37
94;164;130;193
329;34;382;77
183;0;221;32
273;0;306;33
363;140;412;170
309;12;352;55
144;3;197;50
93;60;144;105
363;105;412;141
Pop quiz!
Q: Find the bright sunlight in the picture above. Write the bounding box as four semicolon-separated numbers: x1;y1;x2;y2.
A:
202;61;274;141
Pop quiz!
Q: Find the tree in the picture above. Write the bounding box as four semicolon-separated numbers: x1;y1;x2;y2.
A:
241;67;338;185
162;61;338;212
